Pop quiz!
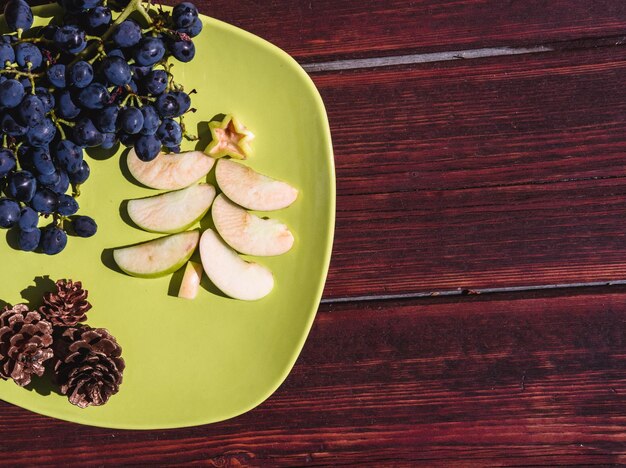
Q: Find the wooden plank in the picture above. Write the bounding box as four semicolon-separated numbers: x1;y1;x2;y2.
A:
30;1;626;62
2;291;626;465
195;0;626;62
317;47;626;298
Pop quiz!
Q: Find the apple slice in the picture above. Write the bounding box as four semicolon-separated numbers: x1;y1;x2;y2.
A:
199;229;274;301
113;230;200;278
212;194;294;256
127;149;215;190
127;184;216;234
178;261;203;299
215;159;298;211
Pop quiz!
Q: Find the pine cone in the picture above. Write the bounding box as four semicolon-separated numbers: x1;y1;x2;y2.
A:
0;305;53;387
39;279;92;327
53;326;125;408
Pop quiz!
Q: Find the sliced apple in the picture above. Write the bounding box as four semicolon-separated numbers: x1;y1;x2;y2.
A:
113;230;200;278
127;184;216;234
215;159;298;211
199;229;274;301
178;261;203;299
212;194;294;256
127;149;215;190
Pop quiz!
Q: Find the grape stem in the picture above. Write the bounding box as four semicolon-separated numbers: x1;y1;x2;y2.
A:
72;0;153;64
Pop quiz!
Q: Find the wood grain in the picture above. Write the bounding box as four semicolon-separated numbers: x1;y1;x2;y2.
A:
182;0;626;62
29;1;626;63
2;291;626;465
317;47;626;298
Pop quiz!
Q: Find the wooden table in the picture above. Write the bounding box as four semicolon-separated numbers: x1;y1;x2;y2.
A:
5;1;626;465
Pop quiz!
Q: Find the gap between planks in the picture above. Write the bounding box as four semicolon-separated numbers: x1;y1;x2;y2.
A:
302;35;626;72
321;280;626;304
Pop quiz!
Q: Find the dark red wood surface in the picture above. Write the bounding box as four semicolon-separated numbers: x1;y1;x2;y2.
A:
5;1;626;466
178;0;626;62
321;47;626;298
3;291;626;465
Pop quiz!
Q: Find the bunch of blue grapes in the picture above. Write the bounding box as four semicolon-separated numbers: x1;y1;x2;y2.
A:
0;0;201;254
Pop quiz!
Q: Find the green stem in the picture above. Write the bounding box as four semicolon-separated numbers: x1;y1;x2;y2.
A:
73;0;151;64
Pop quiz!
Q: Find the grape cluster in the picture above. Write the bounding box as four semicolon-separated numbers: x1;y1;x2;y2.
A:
0;0;201;255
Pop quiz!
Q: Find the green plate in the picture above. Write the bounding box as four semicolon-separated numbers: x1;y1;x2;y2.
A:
0;6;334;429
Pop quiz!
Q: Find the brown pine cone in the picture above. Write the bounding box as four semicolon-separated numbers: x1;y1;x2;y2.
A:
0;305;53;387
39;279;92;327
53;326;125;408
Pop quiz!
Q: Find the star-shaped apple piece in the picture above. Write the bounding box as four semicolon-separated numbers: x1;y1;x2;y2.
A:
205;115;254;159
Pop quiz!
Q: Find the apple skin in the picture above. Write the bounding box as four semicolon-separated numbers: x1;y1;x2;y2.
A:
178;261;203;300
127;149;215;190
215;159;298;211
199;229;274;301
128;184;216;234
113;230;200;279
212;194;294;256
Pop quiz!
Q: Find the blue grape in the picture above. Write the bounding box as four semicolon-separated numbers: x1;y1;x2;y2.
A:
173;2;199;29
86;6;111;32
134;37;165;66
95;105;119;133
57;194;79;216
53;140;83;173
112;20;141;48
17;94;45;127
56;89;81;119
39;225;67;255
72;117;104;147
26;119;56;147
0;198;20;228
30;147;56;175
170;40;195;63
47;64;67;88
0;149;16;177
0;79;25;108
118;106;144;134
15;42;42;69
50;169;69;194
31;188;58;215
177;17;203;38
143;69;168;95
118;132;137;147
37;170;60;187
18;206;38;231
58;0;101;13
77;82;109;109
18;227;41;251
4;0;33;32
54;25;87;54
0;43;15;66
141;105;160;135
35;87;55;113
171;91;191;114
72;215;97;237
155;93;179;118
101;56;131;86
107;48;125;59
156;118;182;148
68;160;90;184
69;60;93;88
135;134;161;161
0;113;27;136
6;171;36;202
101;133;118;149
